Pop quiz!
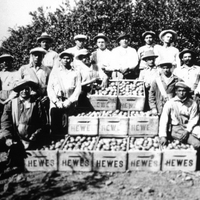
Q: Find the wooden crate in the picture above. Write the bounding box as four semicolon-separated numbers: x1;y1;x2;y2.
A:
162;150;197;172
88;95;117;111
68;116;98;136
58;151;93;172
128;151;161;171
117;80;145;111
25;150;58;171
129;116;158;137
99;117;128;136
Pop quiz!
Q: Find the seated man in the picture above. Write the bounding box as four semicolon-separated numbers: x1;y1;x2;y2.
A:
159;81;200;149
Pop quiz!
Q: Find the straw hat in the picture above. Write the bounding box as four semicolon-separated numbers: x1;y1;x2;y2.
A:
179;48;196;59
30;47;47;54
116;32;130;42
0;54;14;63
142;31;156;39
75;49;90;59
59;50;74;58
37;32;53;43
141;50;158;60
74;34;87;41
13;79;39;92
159;29;177;42
93;33;109;42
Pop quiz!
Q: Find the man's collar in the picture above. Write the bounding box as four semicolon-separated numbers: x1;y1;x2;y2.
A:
173;95;188;103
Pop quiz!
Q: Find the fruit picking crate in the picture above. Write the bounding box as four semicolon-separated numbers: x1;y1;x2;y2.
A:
98;110;129;136
161;140;197;172
88;80;118;111
127;137;161;171
128;111;159;137
58;136;98;172
117;80;145;111
93;136;128;172
25;150;58;172
68;111;99;136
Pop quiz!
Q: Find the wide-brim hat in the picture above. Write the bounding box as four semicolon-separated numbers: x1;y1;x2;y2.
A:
74;34;87;41
93;33;109;43
59;50;74;58
30;47;47;54
13;79;39;92
75;49;90;59
175;81;190;90
0;54;14;63
142;50;158;60
179;48;196;59
159;29;177;42
37;32;53;43
142;31;156;39
116;32;130;42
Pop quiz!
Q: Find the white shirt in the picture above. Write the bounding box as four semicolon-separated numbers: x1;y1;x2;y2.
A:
43;50;59;69
110;46;139;71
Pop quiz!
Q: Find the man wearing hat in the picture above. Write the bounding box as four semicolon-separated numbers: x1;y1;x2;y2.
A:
37;32;59;70
47;50;81;135
18;47;51;97
91;33;111;77
0;78;48;173
149;60;180;116
138;31;157;70
67;34;88;56
110;32;139;79
154;29;180;68
173;48;200;93
159;81;200;149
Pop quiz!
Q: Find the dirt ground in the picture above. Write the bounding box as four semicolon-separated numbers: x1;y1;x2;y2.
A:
1;170;200;200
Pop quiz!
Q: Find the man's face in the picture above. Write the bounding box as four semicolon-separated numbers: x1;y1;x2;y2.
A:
161;64;173;77
119;37;129;48
144;57;155;67
61;55;72;69
80;55;90;66
0;59;12;71
182;52;193;67
96;38;106;50
40;39;51;50
163;33;173;44
32;52;44;66
75;39;86;49
176;87;188;99
144;34;153;45
19;86;31;100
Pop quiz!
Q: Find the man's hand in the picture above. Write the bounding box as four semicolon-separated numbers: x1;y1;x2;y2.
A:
63;99;71;108
160;137;167;145
56;101;63;108
151;108;158;116
5;138;13;147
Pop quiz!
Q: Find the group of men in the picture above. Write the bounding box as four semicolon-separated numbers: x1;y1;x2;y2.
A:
0;29;200;174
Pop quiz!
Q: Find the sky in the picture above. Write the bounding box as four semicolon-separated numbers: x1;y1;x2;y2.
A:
0;0;75;44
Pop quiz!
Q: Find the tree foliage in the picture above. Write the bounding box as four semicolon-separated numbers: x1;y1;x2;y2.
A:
1;0;200;70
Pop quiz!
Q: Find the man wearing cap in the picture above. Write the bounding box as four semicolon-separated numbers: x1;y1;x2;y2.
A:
154;29;180;68
37;32;59;70
18;47;51;97
159;81;200;149
149;60;180;116
173;48;200;93
47;50;81;135
67;34;87;56
91;33;112;77
138;31;156;70
110;32;139;79
0;79;48;172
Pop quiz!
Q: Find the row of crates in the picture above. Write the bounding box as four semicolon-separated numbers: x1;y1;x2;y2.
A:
68;113;159;137
88;79;146;111
24;135;197;172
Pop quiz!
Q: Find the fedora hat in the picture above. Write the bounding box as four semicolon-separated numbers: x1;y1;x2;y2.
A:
37;32;53;43
30;47;47;54
74;34;87;41
179;48;196;59
142;31;156;39
75;49;90;60
158;59;173;67
116;32;130;42
159;29;177;42
13;79;39;92
0;54;14;63
93;33;109;42
142;50;158;60
59;50;74;58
